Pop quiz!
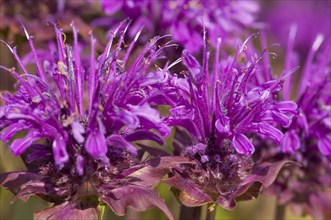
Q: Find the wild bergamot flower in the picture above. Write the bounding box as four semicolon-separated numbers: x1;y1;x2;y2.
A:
0;21;188;220
162;32;297;209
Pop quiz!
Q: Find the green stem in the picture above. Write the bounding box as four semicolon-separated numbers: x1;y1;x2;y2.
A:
98;204;105;220
179;206;201;220
274;203;285;220
206;204;216;220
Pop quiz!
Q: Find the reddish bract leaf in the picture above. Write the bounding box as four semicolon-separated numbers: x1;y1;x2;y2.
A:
34;201;99;220
162;176;213;207
16;180;49;201
0;171;67;203
0;172;43;195
18;180;67;203
243;160;295;186
217;160;295;209
128;156;195;188
102;185;174;220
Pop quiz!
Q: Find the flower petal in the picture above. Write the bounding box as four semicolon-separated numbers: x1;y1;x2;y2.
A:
275;101;298;114
271;111;292;128
107;134;137;155
71;121;85;144
52;135;69;165
186;143;207;156
85;131;108;158
140;70;169;87
76;155;84;176
259;123;283;143
128;103;162;124
10;130;40;156
0;121;31;142
182;50;203;84
169;105;195;121
215;118;231;135
114;107;140;130
318;135;331;156
232;134;255;155
282;130;300;153
127;104;171;137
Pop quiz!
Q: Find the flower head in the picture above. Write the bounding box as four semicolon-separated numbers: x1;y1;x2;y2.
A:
98;0;260;52
0;21;186;219
162;33;297;208
260;30;331;219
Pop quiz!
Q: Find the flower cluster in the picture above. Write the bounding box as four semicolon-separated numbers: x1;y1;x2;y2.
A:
98;0;259;52
256;30;331;219
161;33;297;209
0;1;330;220
0;22;189;220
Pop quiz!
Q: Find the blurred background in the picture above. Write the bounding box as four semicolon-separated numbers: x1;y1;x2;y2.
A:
0;0;329;219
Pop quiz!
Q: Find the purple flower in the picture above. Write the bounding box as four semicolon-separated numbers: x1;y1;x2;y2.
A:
162;33;297;209
282;32;331;158
0;21;188;219
98;0;260;52
260;29;331;219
